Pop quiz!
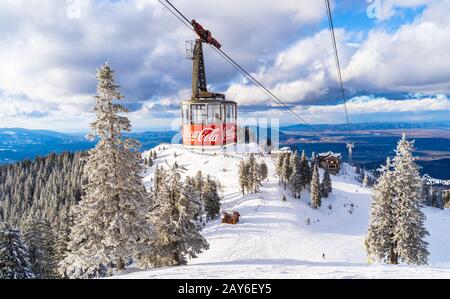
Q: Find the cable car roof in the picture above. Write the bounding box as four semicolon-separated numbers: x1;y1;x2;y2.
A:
181;99;237;105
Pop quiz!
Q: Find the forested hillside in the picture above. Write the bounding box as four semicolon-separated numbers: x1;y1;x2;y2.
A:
0;152;85;230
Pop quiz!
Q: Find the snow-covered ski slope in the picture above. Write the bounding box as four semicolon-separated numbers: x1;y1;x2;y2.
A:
116;144;450;279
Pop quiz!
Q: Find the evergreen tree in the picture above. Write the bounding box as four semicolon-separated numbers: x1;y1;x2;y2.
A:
142;168;209;268
359;169;366;183
392;134;429;265
300;151;311;187
276;154;284;185
238;160;248;196
321;167;332;198
310;164;321;209
23;218;56;279
177;179;209;261
194;171;204;194
366;135;430;265
310;152;317;171
281;155;292;190
203;176;222;220
0;223;35;279
430;188;444;209
355;165;361;175
60;63;152;278
54;206;71;278
443;191;450;209
289;152;302;199
365;158;397;264
147;157;153;167
258;161;268;183
362;174;370;187
184;176;204;223
422;179;432;206
248;154;260;193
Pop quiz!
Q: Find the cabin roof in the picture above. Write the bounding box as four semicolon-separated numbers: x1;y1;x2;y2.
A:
318;151;342;160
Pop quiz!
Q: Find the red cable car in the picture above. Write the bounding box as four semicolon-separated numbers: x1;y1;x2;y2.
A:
181;20;237;148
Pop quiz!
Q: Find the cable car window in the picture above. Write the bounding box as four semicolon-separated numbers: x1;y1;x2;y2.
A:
207;104;221;124
191;104;207;124
182;104;189;124
226;104;233;122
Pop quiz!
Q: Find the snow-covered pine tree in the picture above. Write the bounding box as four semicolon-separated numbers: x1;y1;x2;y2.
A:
321;167;332;198
430;188;444;209
358;168;365;184
362;174;370;187
300;150;311;188
248;154;261;193
392;134;429;265
310;152;317;171
365;158;397;264
203;176;222;220
0;223;35;279
258;161;268;183
54;205;71;278
143;164;181;267
153;166;166;199
143;168;209;267
23;218;56;279
310;164;321;209
422;179;432;206
238;160;248;196
276;154;284;185
185;176;204;223
147;156;154;167
289;151;302;199
355;165;361;175
176;178;209;262
443;191;450;209
281;154;292;190
195;171;204;194
60;63;152;278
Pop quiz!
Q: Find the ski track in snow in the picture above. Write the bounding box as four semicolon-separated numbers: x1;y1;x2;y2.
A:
116;144;450;279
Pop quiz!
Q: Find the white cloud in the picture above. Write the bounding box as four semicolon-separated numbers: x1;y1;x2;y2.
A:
375;0;432;20
345;1;450;93
243;94;450;124
224;0;450;107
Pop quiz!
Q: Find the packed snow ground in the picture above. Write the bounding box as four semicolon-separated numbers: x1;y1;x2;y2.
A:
116;144;450;279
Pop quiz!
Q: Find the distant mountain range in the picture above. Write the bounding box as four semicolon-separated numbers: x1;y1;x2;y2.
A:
281;121;450;132
1;123;450;180
0;128;177;164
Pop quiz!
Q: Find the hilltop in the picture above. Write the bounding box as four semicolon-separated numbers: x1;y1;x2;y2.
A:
114;144;450;279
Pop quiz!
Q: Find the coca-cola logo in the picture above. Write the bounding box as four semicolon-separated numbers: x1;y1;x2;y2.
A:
183;127;221;143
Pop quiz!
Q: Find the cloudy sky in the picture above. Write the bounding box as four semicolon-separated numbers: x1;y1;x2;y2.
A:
0;0;449;132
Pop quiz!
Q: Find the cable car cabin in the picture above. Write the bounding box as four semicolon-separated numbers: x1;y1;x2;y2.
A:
181;99;237;148
181;20;238;148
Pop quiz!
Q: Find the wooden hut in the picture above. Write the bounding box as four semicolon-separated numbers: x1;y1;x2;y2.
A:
318;151;342;174
222;211;241;225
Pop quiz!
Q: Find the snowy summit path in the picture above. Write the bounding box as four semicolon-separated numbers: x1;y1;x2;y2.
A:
115;144;450;279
